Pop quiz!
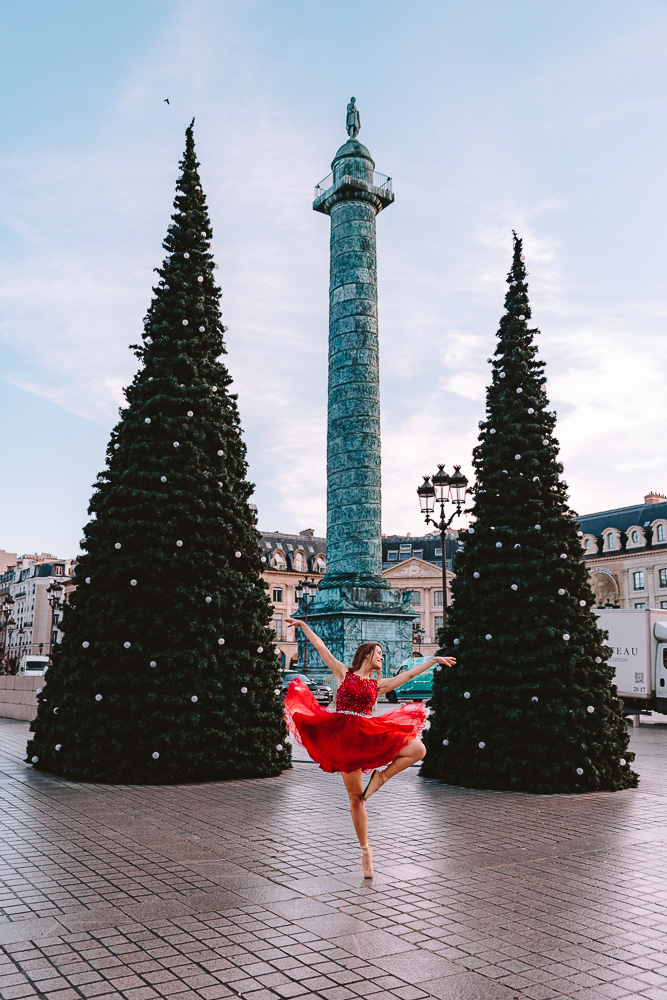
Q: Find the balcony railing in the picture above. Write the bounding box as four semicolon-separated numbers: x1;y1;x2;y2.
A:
314;168;393;201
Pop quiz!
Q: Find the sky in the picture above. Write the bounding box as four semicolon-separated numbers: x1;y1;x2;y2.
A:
1;0;667;558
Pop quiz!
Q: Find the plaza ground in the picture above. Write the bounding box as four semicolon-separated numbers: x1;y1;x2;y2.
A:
1;718;667;1000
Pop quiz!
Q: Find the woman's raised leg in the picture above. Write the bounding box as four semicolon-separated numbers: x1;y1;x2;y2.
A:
363;739;426;802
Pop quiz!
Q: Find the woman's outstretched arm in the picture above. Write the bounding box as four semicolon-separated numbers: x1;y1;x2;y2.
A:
284;617;348;681
377;655;456;694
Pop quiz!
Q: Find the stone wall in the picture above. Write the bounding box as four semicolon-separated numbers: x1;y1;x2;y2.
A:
0;676;40;721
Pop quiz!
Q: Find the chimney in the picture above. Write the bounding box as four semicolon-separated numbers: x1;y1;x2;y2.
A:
644;492;667;505
299;528;315;537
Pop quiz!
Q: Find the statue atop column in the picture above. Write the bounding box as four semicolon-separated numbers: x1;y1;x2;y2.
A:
346;97;361;139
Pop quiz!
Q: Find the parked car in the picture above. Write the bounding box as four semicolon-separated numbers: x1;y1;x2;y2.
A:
282;671;333;705
385;656;434;703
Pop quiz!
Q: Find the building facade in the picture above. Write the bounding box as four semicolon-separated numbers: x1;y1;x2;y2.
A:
578;492;667;609
0;554;75;672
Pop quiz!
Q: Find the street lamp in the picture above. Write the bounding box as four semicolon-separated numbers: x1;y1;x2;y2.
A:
0;598;15;674
295;577;317;675
417;463;469;629
412;623;425;655
47;582;64;658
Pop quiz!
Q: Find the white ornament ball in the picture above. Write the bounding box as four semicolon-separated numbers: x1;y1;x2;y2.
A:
201;230;206;236
464;691;471;699
187;410;193;417
164;285;169;290
95;694;102;702
528;407;535;414
115;542;122;550
587;706;594;713
212;385;217;392
183;252;190;259
490;428;496;434
576;767;584;775
442;739;449;746
514;543;521;550
32;756;38;764
145;417;151;424
217;450;224;457
276;744;283;751
558;588;566;596
511;584;518;591
173;441;180;448
150;660;157;668
274;688;280;695
620;758;626;766
261;556;267;563
595;656;602;663
161;476;167;483
145;336;152;344
152;752;160;759
53;707;58;714
55;744;61;751
515;454;521;460
485;634;492;640
577;531;583;537
114;443;120;450
534;524;541;531
235;551;242;558
543;439;549;445
533;476;540;482
218;638;225;645
199;325;205;332
176;540;183;547
86;577;91;584
516;387;523;393
36;688;42;695
531;696;539;702
473;571;480;579
453;638;460;645
495;541;502;548
560;553;567;559
519;314;526;320
182;319;188;326
579;600;587;607
205;596;212;603
191;695;198;703
257;646;263;653
499;371;506;378
124;641;131;649
195;185;201;191
563;634;570;641
130;579;137;587
82;641;89;649
197;276;204;283
218;482;222;487
468;527;475;534
478;741;486;749
241;686;248;694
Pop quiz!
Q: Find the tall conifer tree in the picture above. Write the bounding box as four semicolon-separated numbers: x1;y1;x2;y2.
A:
422;235;637;793
28;123;290;783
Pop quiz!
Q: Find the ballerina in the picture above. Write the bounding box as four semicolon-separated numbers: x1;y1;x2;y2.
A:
283;617;456;878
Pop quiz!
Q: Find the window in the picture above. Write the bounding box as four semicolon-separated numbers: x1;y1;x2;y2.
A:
399;544;411;552
433;590;443;606
660;569;667;588
387;550;398;561
411;591;421;606
661;601;667;609
272;588;283;603
434;547;443;556
293;552;306;571
412;549;423;559
633;571;645;591
272;616;283;639
607;533;616;550
314;557;326;573
434;617;443;630
631;530;639;544
634;602;646;609
272;551;286;569
657;524;666;543
584;539;591;550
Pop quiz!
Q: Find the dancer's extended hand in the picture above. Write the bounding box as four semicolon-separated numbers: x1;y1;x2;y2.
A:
284;617;305;630
433;656;457;668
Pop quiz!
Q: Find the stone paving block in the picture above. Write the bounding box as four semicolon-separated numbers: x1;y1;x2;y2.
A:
427;970;519;998
330;930;416;960
372;950;460;982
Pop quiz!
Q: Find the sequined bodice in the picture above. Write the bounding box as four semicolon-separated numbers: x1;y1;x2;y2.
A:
335;672;377;716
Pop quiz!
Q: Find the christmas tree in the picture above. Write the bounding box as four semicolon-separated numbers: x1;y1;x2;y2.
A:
28;122;290;783
422;235;637;793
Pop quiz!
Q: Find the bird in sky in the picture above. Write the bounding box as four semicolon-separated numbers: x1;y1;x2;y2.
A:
164;98;170;105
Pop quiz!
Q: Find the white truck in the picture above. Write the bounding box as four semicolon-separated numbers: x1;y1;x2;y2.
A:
595;609;667;713
18;655;50;676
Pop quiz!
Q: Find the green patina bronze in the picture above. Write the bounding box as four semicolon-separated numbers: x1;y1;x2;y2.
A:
300;102;416;679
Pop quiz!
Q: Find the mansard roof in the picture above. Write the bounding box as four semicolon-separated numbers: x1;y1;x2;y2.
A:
577;500;667;538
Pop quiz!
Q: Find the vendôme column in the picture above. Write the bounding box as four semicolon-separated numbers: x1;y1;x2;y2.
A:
300;100;415;677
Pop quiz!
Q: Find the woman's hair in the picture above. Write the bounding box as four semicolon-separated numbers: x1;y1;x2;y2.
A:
349;642;382;674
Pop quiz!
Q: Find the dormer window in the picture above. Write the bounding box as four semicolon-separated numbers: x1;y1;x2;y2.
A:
657;524;666;543
293;552;306;572
631;530;639;544
584;538;592;550
271;551;286;569
606;533;616;550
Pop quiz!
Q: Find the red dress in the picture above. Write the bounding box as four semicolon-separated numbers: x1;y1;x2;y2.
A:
284;671;427;774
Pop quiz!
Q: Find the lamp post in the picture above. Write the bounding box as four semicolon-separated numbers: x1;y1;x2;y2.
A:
416;463;468;629
412;623;425;656
47;582;64;658
0;598;15;674
295;577;317;675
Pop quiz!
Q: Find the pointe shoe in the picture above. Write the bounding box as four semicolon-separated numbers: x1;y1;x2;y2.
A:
362;769;387;802
361;844;374;878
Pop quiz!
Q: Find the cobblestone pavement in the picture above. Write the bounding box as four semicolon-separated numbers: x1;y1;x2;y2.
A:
1;720;667;1000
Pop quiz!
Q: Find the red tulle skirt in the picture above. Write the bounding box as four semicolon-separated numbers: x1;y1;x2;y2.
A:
284;680;428;774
